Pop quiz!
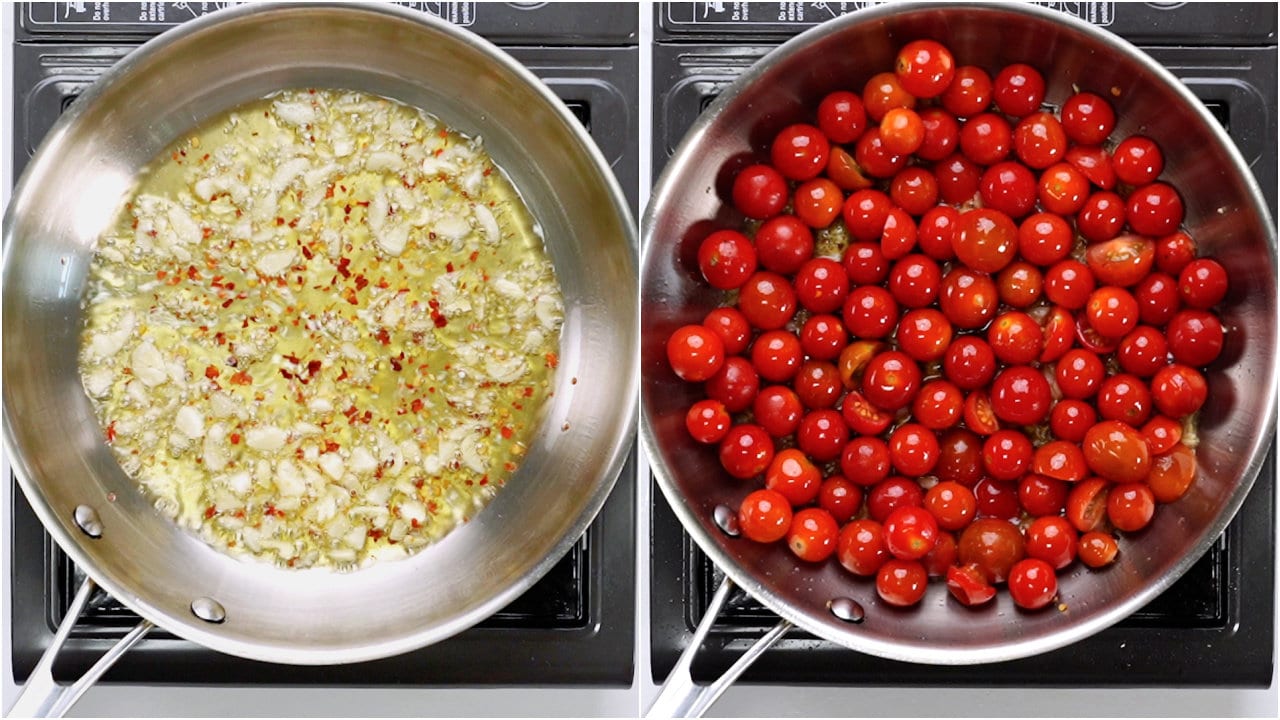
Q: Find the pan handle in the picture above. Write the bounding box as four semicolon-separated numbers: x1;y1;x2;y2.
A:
646;575;793;718
8;577;154;718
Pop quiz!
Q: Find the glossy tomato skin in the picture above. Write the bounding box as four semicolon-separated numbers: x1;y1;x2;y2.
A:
738;489;793;543
989;366;1052;426
793;178;843;229
1018;474;1069;517
1166;309;1225;367
856;129;909;178
925;481;978;532
1044;259;1096;310
764;448;822;504
1083;420;1151;484
1057;348;1106;399
897;308;953;363
838;519;890;576
1078;531;1119;568
912;379;964;430
880;107;926;156
973;476;1021;521
793;360;843;410
793;257;849;314
980;161;1038;218
738;272;798;330
1008;558;1058;610
843;241;891;285
1112;135;1164;186
959;112;1013;165
1066;144;1117;190
940;267;999;329
890;166;942;216
895;39;956;98
1151;364;1208;418
1178;258;1230;309
877;559;929;607
732;164;788;220
719;424;775;479
799;314;848;361
667;325;725;382
1096;373;1154;426
941;65;993;117
992;63;1045;118
819;475;864;523
934;153;983;205
698;229;758;290
1037;163;1089;216
753;385;805;438
1025;516;1079;569
888;254;943;308
787;507;840;562
704;357;759;413
884;505;941;560
703;307;753;356
1033;440;1088;483
1126;182;1184;237
750;329;804;383
1086;235;1155;288
841;390;894;436
1107;482;1156;532
888;422;941;477
935;428;985;487
1134;272;1182;326
958;518;1026;584
843;285;901;340
686;399;732;444
982;429;1034;482
796;409;849;463
755;215;815;274
863;71;916;122
1076;191;1126;243
1066;477;1111;533
817;90;868;144
862;350;923;411
917;108;961;163
947;564;997;606
1060;91;1115;145
953;207;1018;273
1050;399;1097;443
866;476;925;522
1147;442;1196;503
1013;112;1067;169
842;436;893;487
987;311;1044;365
771;123;831;181
1156;231;1198;276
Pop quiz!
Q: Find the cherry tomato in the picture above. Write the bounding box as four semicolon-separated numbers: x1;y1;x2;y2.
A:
895;39;956;98
934;152;982;205
793;360;843;410
1126;182;1184;237
1017;212;1074;266
817;90;868;144
685;399;731;444
771;123;830;181
897;308;953;362
1039;306;1074;363
1018;473;1069;517
935;428;985;487
855;129;909;178
917;107;961;162
918;205;959;260
863;71;916;122
1078;530;1119;568
1151;364;1208;419
957;518;1026;584
1044;259;1096;310
959;112;1013;165
992;63;1045;117
1066;145;1117;190
979;161;1038;218
753;385;804;437
923;531;959;578
1075;313;1120;354
763;448;821;505
1178;258;1229;309
1008;558;1058;610
925;481;978;532
1134;272;1182;326
841;390;894;436
1096;373;1153;426
881;208;920;261
974;476;1021;521
940;267;999;329
866;476;925;522
1085;286;1139;339
912;379;964;430
819;475;864;524
1166;309;1225;367
787;507;839;562
838;518;890;576
1142;415;1183;456
719;424;775;479
888;422;941;477
754;215;815;274
989;366;1052;426
1060;92;1115;145
1076;190;1126;243
862;350;922;411
888;253;942;308
1083;420;1151;484
843;241;890;285
666;324;725;382
793;257;849;314
1107;482;1155;532
1013;112;1067;169
842;189;893;243
698;229;757;290
705;357;759;412
997;261;1044;309
1147;442;1196;503
877;559;929;607
1065;476;1110;533
796;409;849;463
703;307;752;355
982;429;1033;482
737;272;798;330
953;207;1018;273
1037;163;1089;216
889;166;941;216
987;310;1044;365
842;285;900;340
738;489;793;543
827;145;875;191
1156;231;1198;276
1117;326;1169;378
880;107;926;155
837;340;884;390
750;329;803;383
793;178;843;229
963;390;1001;436
1086;234;1156;288
1112;135;1164;186
732;164;788;220
1050;399;1098;443
799;314;848;361
941;65;993;117
947;564;996;606
1032;440;1088;483
884;505;941;560
841;436;892;487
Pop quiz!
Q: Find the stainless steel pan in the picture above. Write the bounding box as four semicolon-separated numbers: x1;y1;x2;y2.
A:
2;3;636;715
641;3;1275;715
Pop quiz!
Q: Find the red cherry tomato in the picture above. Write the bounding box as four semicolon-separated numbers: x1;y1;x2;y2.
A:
959;112;1013;165
841;436;893;487
1083;420;1151;484
982;429;1033;482
1066;145;1117;190
1147;443;1196;503
796;409;849;463
819;475;864;524
1008;558;1058;610
1060;92;1116;145
737;272;798;330
1013;112;1067;169
1126;182;1184;237
1018;474;1069;517
799;314;848;361
1076;190;1126;243
793;360;843;410
1037;163;1090;216
738;489;793;543
1178;258;1229;309
705;357;759;413
1107;482;1156;532
940;267;999;329
685;399;731;444
787;507;839;562
752;385;804;438
1066;477;1111;533
888;423;941;477
895;39;956;98
1166;309;1225;367
876;559;929;607
992;63;1045;117
862;350;922;411
989;365;1052;426
925;481;978;532
980;161;1038;218
1151;364;1208;418
750;329;803;383
1017;212;1074;266
719;424;775;479
1112;135;1164;186
941;65;993;117
771;123;831;181
793;178;843;229
754;215;814;274
1078;531;1119;568
935;428;985;487
1086;235;1156;288
880;107;926;155
703;307;752;355
817;90;868;144
884;505;941;560
838;518;889;576
957;518;1026;584
666;324;725;382
912;379;964;430
764;448;821;505
698;229;757;290
953;207;1018;273
866;476;925;522
1032;440;1088;483
863;71;916;122
732;164;788;220
947;564;997;606
793;257;849;314
987;310;1044;365
841;390;895;436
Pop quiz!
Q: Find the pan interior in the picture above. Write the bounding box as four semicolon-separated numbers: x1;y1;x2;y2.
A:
642;2;1275;663
2;4;636;664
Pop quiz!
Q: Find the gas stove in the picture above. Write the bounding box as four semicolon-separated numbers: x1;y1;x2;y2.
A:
649;0;1277;700
3;0;638;709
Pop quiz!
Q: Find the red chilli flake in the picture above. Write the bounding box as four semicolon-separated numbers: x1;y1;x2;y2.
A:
230;433;241;445
411;398;424;413
545;352;559;369
205;505;217;519
229;371;252;386
500;426;514;439
105;421;117;443
205;365;220;379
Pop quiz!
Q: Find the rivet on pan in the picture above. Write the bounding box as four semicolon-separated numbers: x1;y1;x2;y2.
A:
829;597;865;624
73;505;103;538
712;504;740;537
191;597;227;624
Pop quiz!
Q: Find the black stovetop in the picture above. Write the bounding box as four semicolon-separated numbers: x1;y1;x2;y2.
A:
7;1;638;687
649;1;1277;688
